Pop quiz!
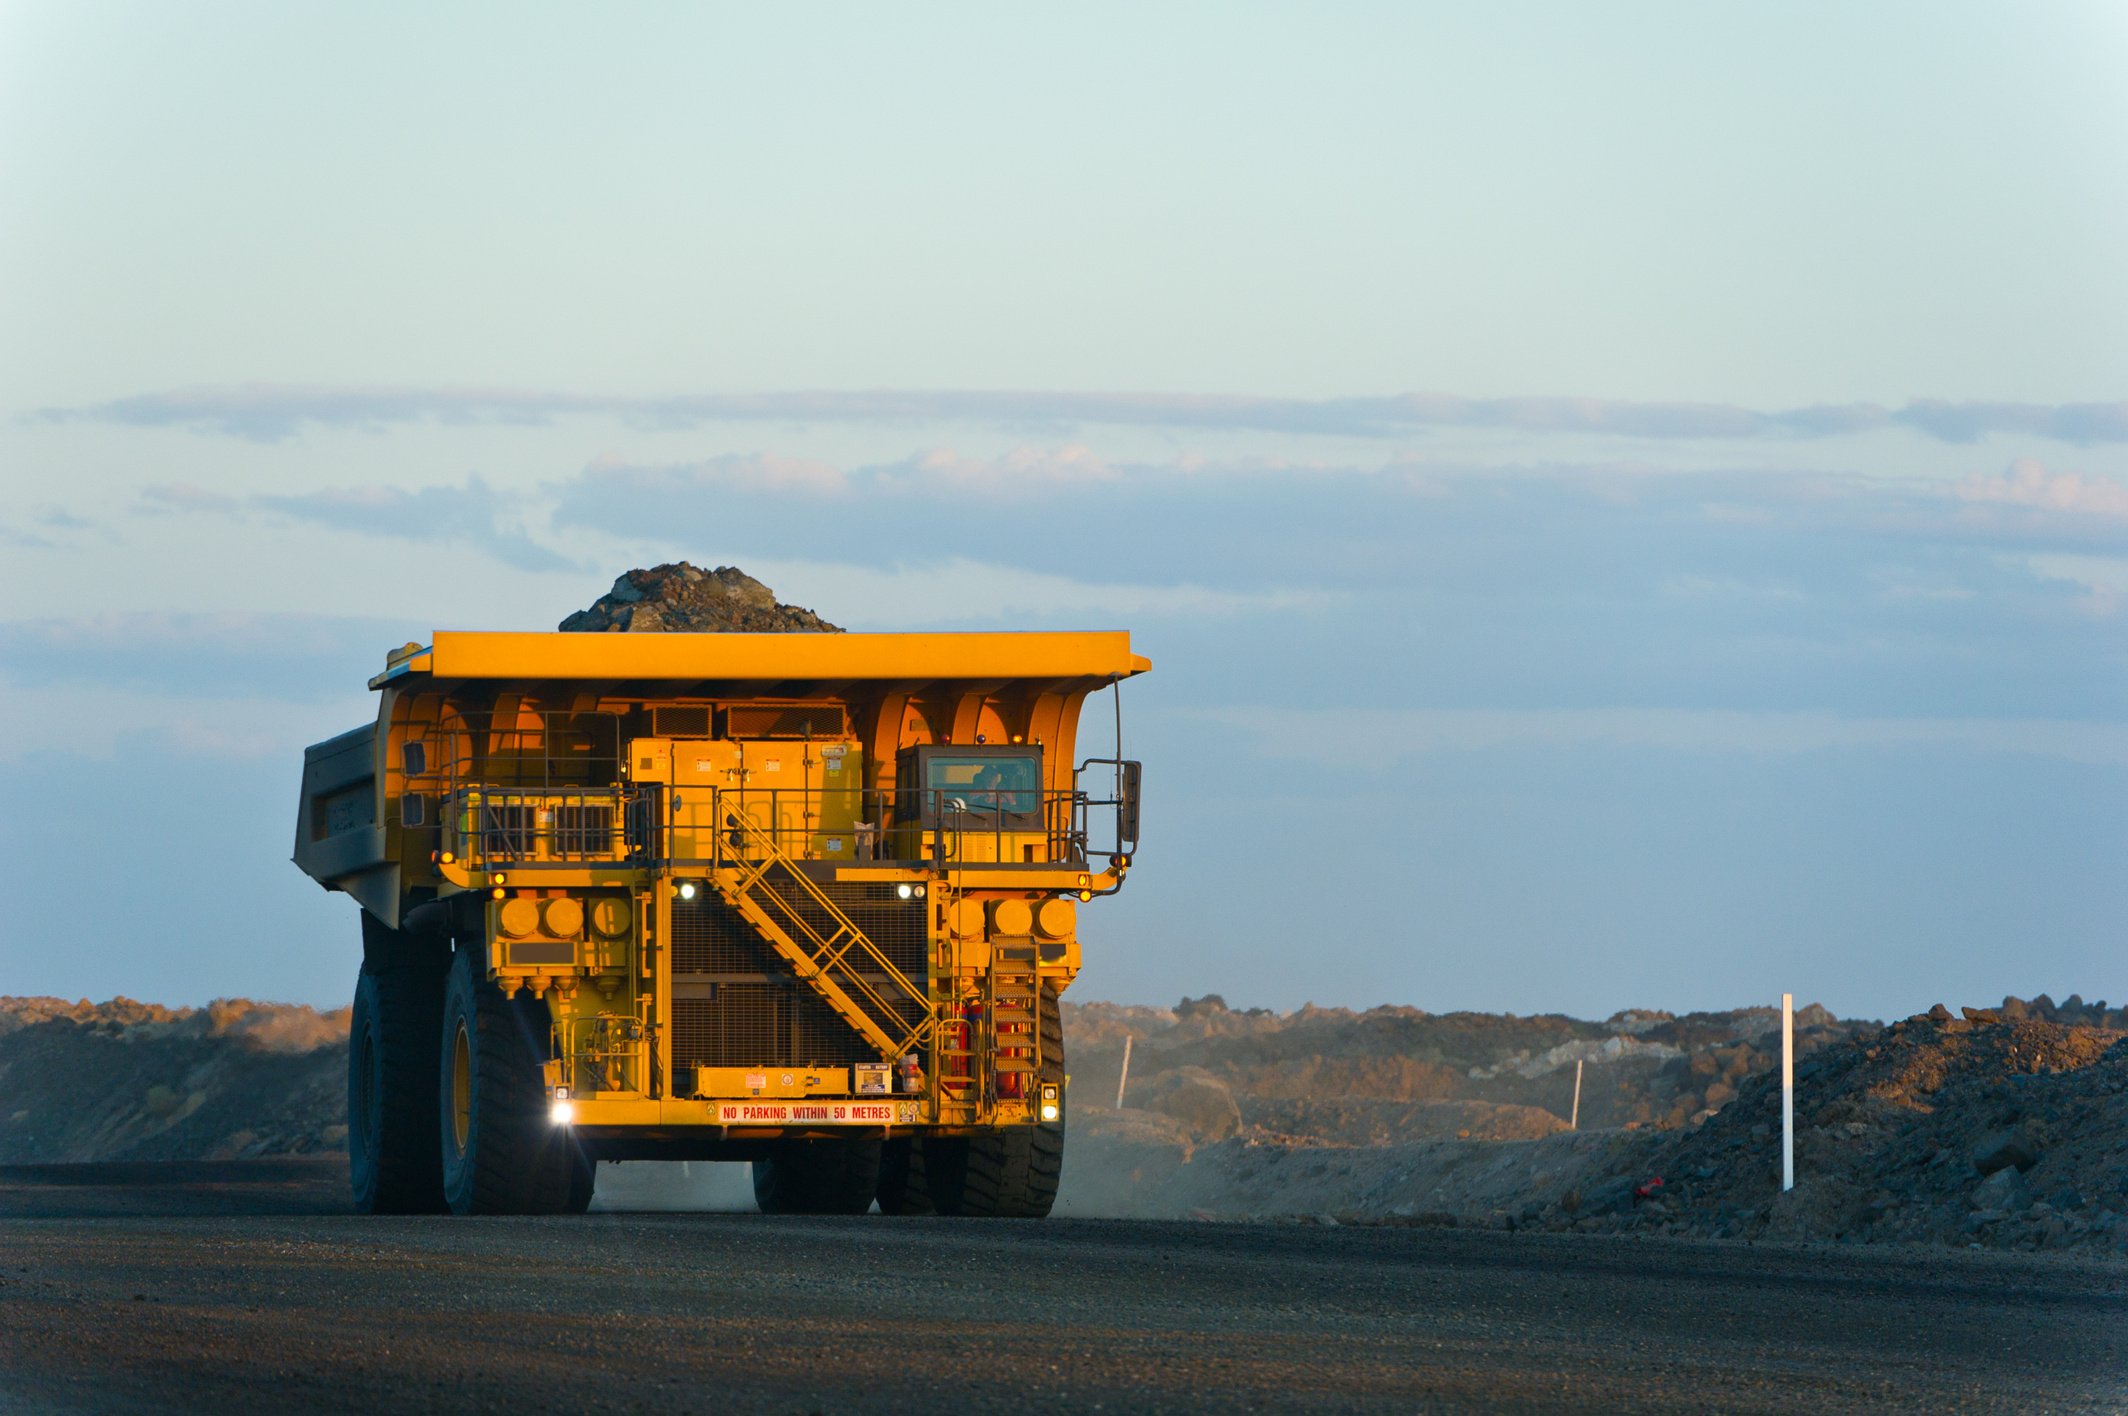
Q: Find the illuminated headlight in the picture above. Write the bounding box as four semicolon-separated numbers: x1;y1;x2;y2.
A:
677;881;698;901
1040;1083;1060;1123
550;1100;575;1125
1040;1103;1060;1122
896;883;914;900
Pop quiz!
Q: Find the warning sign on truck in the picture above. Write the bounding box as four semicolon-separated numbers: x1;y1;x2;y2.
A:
712;1100;910;1125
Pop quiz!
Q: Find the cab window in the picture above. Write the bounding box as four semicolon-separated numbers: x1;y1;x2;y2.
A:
925;754;1040;815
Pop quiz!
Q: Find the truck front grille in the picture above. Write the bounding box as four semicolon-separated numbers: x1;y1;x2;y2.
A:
672;988;880;1078
780;875;929;981
671;894;769;974
668;886;930;1077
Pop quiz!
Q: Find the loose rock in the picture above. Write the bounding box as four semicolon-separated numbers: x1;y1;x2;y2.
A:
560;564;842;634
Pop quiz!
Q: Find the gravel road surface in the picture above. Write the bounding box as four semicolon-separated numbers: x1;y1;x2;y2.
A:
1;1160;2122;1414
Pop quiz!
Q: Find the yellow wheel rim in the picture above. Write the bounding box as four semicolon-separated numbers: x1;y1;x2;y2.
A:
450;1020;472;1154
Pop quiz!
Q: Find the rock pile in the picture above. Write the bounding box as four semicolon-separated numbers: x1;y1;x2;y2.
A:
559;564;841;634
1993;992;2127;1030
1600;1005;2128;1253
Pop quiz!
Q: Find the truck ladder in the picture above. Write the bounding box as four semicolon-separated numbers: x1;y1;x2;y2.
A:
984;936;1042;1096
710;807;933;1062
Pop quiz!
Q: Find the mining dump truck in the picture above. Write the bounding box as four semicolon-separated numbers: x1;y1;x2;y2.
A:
294;630;1145;1216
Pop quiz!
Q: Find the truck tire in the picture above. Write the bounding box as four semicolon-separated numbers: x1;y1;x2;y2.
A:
753;1139;882;1215
874;1137;937;1216
436;948;587;1216
522;1136;598;1216
561;1151;598;1215
347;966;446;1214
919;986;1067;1219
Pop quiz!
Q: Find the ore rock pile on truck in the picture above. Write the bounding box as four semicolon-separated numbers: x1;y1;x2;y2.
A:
294;629;1146;1216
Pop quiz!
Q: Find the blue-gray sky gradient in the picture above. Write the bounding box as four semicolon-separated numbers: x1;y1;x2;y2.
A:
2;3;2122;1018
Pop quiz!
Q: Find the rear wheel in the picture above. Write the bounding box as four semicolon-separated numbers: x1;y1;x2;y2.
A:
436;948;588;1215
753;1138;882;1215
347;962;446;1215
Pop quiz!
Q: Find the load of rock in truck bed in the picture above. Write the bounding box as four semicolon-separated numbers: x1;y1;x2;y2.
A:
559;564;841;633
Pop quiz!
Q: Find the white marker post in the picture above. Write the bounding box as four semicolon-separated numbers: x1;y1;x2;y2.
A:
1115;1034;1133;1109
1781;992;1794;1193
1570;1058;1583;1130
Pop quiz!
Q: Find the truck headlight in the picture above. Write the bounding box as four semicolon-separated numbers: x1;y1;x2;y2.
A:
678;881;698;901
550;1100;575;1125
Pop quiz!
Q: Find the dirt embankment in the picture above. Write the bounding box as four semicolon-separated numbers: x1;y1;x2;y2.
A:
7;991;2123;1254
0;997;349;1163
1066;999;2128;1257
1;991;1832;1165
1070;993;1873;1149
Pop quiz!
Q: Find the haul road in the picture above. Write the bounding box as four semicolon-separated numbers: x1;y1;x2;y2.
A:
294;629;1146;1217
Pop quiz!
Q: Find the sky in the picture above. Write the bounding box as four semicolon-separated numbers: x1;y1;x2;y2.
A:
2;2;2123;1022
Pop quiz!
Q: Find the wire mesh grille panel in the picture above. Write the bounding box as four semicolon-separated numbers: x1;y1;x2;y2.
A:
671;988;881;1076
651;706;711;738
723;703;848;737
671;894;770;974
752;869;931;1037
778;874;930;979
667;887;929;1075
672;879;929;980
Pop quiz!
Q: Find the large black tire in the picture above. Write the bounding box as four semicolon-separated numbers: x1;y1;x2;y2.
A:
562;1151;598;1215
347;965;445;1214
874;1137;937;1216
911;987;1066;1219
753;1139;882;1215
436;948;588;1216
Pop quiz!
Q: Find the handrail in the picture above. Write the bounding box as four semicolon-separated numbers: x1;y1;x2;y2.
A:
651;783;1091;868
434;777;1114;871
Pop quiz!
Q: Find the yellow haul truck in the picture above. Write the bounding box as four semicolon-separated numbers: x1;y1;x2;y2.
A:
294;630;1146;1216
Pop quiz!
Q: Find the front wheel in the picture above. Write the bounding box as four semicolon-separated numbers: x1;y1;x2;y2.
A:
436;948;588;1215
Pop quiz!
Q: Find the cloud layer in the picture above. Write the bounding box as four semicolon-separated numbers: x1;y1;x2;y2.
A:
38;383;2128;446
140;474;573;572
1198;706;2128;768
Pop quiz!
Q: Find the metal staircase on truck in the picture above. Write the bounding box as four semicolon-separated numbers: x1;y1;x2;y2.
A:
709;804;934;1062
